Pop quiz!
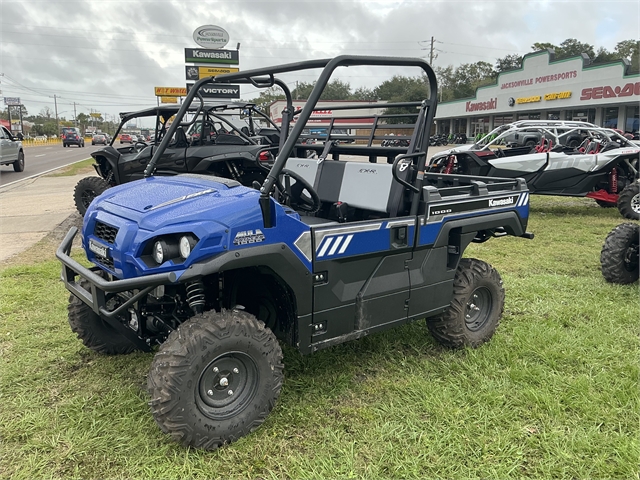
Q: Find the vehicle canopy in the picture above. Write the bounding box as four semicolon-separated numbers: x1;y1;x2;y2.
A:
111;102;278;148
145;56;439;227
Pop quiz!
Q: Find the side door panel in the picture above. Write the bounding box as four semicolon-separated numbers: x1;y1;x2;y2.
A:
310;218;415;347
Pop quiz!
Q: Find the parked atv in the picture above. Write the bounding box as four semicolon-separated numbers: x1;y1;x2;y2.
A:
600;223;639;284
428;120;640;220
73;102;281;215
57;55;533;451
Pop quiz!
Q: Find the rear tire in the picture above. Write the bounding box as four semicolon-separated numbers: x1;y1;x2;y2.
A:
147;309;284;450
13;151;24;172
68;280;139;354
426;258;504;348
617;183;640;220
74;176;110;216
600;223;639;284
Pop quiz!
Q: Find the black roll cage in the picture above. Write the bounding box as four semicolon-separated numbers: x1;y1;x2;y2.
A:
144;55;438;228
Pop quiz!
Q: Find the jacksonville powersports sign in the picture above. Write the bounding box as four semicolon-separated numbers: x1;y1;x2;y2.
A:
185;48;239;65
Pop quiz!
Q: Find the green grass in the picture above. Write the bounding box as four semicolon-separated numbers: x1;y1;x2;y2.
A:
48;158;95;177
1;196;638;479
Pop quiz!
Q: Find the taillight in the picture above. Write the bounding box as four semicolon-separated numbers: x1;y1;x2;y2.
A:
258;151;271;162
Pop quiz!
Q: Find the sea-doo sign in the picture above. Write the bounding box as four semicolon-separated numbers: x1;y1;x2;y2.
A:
192;25;229;49
185;48;239;65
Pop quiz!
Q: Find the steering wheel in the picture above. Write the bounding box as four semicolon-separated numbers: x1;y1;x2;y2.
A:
275;169;321;213
134;140;149;152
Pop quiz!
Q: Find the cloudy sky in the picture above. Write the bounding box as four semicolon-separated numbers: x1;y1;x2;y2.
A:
1;0;638;122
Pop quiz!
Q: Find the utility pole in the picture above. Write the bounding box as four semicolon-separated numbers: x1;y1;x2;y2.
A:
429;36;436;64
53;94;59;133
73;102;78;127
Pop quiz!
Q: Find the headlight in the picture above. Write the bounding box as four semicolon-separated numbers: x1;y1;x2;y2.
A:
179;235;196;259
153;240;167;264
144;234;198;267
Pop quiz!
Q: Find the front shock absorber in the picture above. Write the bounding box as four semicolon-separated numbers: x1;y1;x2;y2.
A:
185;280;206;314
609;168;618;194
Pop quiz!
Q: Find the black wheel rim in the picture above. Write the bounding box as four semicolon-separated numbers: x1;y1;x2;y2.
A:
81;190;96;208
196;351;259;420
465;287;492;332
624;241;639;272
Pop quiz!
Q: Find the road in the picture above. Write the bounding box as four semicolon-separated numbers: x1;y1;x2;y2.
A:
0;144;103;188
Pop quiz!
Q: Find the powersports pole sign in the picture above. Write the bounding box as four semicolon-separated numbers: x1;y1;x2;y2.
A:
184;48;239;65
186;83;240;99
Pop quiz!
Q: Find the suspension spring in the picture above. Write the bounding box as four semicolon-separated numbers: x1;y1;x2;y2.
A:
609;168;618;194
185;281;206;314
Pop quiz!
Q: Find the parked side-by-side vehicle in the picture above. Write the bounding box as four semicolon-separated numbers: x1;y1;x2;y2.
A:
58;55;533;451
428;120;640;220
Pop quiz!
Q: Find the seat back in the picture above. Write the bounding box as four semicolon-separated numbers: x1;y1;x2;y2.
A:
313;161;410;217
173;127;188;148
284;158;321;186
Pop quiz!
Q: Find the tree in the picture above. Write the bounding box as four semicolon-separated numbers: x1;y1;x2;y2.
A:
558;38;595;59
40;106;53;119
291;80;353;101
435;61;494;102
495;54;523;74
616;40;640;71
350;86;378;101
319;79;352;100
243;86;285;117
375;75;430;123
531;39;594;60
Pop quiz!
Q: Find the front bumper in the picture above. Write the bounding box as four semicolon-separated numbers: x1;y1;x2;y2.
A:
57;227;176;321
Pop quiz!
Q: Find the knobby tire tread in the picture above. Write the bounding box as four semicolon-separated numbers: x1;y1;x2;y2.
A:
426;258;504;348
147;309;284;451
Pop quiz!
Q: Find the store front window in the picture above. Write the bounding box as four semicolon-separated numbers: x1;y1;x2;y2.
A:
452;118;466;135
517;112;540;120
603;107;619;128
471;116;490;138
566;109;595;124
625;105;639;134
493;115;514;126
547;111;560;120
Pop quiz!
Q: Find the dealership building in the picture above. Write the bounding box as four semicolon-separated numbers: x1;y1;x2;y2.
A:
434;49;640;137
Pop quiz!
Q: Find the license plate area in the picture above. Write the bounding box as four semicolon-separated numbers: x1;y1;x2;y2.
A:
89;239;108;258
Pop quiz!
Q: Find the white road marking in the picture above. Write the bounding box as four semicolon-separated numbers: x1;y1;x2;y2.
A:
35;154;46;157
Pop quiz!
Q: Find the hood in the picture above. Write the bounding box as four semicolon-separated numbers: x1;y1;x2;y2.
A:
430;143;476;159
89;175;263;230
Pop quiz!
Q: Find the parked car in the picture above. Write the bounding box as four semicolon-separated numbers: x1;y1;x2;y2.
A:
73;102;282;215
428;120;640;220
62;128;85;148
119;133;133;144
92;134;108;145
0;126;25;171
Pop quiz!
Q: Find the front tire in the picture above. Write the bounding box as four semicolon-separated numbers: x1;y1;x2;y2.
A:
600;223;639;284
74;176;110;216
147;309;284;450
426;258;504;348
68;281;139;354
13;150;24;172
617;183;640;220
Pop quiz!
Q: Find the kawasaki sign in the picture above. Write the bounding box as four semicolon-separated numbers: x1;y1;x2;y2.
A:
185;48;239;65
186;83;240;99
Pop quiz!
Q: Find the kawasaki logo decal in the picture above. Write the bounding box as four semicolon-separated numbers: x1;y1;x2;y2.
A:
488;196;515;207
427;193;528;219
